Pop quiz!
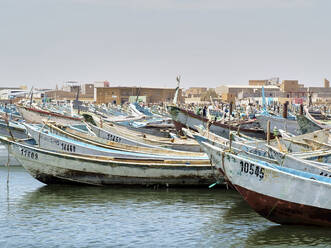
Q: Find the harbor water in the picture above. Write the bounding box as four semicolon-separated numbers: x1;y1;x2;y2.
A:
0;167;330;248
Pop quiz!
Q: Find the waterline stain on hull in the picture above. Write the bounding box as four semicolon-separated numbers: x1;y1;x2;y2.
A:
235;184;331;227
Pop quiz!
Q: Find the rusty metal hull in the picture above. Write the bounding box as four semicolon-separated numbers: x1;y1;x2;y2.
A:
199;140;331;226
2;137;216;187
235;185;331;226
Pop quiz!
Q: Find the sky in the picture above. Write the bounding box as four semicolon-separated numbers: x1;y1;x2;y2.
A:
0;0;331;89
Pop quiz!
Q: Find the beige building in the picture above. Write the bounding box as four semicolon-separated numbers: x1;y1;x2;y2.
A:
81;84;94;97
249;80;268;86
45;90;94;102
95;87;182;105
184;87;207;97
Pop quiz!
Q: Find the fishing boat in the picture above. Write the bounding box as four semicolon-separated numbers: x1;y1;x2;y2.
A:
0;136;216;187
24;123;209;162
196;140;331;226
304;107;331;129
44;122;206;158
87;122;202;152
17;105;83;126
167;105;265;139
296;115;323;134
267;145;331;177
255;113;300;135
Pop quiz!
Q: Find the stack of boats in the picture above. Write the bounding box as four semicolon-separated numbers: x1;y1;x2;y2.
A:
1;102;216;186
0;101;331;227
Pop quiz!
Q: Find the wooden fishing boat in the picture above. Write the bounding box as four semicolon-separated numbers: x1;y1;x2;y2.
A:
267;145;331;177
87;122;202;152
194;125;267;150
85;111;172;138
268;129;330;153
193;132;277;165
0;136;216;187
304;108;331;129
198;140;331;226
87;112;170;140
296;115;323;134
0;122;30;166
17;105;83;126
256;113;300;135
44;122;206;158
24;123;209;162
167;105;265;139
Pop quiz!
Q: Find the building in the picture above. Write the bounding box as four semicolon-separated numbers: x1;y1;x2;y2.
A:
45;89;95;102
0;85;29;100
248;80;268;86
62;81;80;93
81;84;94;97
184;87;207;98
215;85;280;103
94;86;182;105
249;78;280;86
94;81;110;88
183;87;209;104
307;79;331;103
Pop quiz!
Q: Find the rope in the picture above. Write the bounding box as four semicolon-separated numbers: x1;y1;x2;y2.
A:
6;143;10;188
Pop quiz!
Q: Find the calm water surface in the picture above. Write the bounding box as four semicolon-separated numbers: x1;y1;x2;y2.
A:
0;167;330;248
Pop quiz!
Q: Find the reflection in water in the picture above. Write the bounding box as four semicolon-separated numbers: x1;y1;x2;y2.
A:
246;225;331;247
0;167;329;248
20;185;233;208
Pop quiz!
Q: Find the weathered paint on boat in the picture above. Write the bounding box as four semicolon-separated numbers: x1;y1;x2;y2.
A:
201;141;331;226
296;115;323;134
167;105;265;139
17;105;82;126
0;136;216;187
88;123;203;152
256;114;299;135
267;145;331;177
46;122;206;157
25;124;209;162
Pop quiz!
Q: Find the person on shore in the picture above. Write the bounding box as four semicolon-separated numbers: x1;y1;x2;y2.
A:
202;106;207;118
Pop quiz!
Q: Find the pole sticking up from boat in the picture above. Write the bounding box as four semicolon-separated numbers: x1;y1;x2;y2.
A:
6;142;10;188
172;75;181;106
299;104;304;115
29;87;34;107
267;120;270;145
3;114;14;188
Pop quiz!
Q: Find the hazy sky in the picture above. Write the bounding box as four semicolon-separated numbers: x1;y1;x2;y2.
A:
1;0;331;89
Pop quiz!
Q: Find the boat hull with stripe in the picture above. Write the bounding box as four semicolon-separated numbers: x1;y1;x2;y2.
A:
0;137;216;187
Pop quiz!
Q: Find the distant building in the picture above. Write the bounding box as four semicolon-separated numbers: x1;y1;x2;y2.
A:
183;87;209;104
81;84;94;97
184;87;208;98
94;86;182;105
94;81;110;88
62;81;80;94
0;88;28;100
45;90;94;102
324;78;330;88
248;80;268;86
249;78;280;86
307;79;331;103
215;84;280;103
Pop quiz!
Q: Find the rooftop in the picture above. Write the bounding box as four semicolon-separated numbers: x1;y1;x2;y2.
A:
221;85;280;89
